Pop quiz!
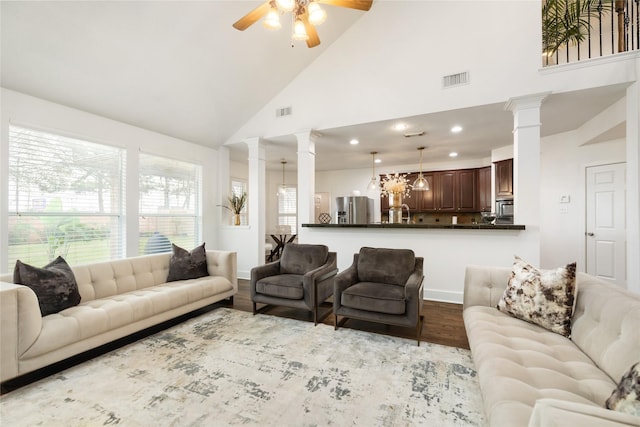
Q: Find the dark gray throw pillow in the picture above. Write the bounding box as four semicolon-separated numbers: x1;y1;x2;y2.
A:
166;243;209;282
13;256;81;316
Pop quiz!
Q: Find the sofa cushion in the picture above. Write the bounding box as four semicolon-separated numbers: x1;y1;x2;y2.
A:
606;362;640;416
280;244;328;276
341;282;406;314
13;257;81;316
255;274;304;300
356;247;415;287
166;243;209;282
464;305;617;426
21;274;234;359
497;256;576;337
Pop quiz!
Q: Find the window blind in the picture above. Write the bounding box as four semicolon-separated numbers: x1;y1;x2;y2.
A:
277;187;297;233
139;153;202;254
7;125;125;271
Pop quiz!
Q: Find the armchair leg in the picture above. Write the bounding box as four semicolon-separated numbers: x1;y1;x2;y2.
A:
334;314;339;330
416;315;424;346
252;302;257;315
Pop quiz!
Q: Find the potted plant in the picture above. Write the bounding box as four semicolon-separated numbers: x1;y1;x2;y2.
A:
221;192;247;225
542;0;612;59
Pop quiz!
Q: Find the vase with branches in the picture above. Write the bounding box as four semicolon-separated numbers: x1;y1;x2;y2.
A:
219;192;247;225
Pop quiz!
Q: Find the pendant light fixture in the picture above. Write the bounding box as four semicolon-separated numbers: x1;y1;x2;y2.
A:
277;160;288;196
413;147;430;191
366;151;379;194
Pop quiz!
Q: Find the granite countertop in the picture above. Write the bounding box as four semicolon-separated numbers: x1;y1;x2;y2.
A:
301;223;525;230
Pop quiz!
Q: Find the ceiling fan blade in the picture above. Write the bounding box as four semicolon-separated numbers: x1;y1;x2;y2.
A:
317;0;373;11
232;2;271;31
301;12;321;48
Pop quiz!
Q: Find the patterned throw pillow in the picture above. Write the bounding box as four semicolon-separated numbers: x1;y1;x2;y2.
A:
13;256;81;316
166;243;209;282
606;362;640;416
497;256;576;337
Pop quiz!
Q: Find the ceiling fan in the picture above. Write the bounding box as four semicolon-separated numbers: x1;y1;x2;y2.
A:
233;0;373;48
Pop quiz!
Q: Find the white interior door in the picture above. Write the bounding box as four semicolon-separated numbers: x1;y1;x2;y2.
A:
585;163;626;286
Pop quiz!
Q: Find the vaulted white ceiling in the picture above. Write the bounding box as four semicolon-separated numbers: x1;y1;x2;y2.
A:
1;1;628;172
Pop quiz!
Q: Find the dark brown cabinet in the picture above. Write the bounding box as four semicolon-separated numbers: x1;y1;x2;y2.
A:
478;166;492;212
382;169;478;213
456;169;477;212
495;159;513;198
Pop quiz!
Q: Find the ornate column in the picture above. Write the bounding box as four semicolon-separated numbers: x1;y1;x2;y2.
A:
627;79;640;292
505;92;549;266
295;130;318;229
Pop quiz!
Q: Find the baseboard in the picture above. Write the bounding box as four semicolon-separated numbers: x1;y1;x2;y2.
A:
238;270;251;281
423;289;463;305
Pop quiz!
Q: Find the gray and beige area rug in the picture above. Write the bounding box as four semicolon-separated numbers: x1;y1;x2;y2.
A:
0;308;485;426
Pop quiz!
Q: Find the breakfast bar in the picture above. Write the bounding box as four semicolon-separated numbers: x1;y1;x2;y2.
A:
299;222;534;304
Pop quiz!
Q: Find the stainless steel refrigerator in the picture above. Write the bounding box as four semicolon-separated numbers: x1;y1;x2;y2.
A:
335;196;373;224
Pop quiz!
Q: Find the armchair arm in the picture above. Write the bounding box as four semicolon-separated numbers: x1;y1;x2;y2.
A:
302;252;338;287
404;257;424;301
334;254;359;312
528;398;640;427
250;261;281;299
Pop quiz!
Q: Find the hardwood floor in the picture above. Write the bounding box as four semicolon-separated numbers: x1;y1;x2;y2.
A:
1;279;468;394
234;279;469;349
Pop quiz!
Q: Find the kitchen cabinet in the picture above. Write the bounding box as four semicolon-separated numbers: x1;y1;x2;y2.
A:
381;169;477;213
495;159;513;198
456;169;477;211
478;166;492;212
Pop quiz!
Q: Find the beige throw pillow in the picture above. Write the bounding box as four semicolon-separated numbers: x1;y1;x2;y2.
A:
497;256;576;337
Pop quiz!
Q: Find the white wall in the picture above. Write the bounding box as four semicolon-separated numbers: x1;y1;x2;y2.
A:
0;89;220;272
540;134;626;270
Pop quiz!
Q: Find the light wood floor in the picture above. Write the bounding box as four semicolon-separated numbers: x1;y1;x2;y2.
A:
234;279;469;349
1;279;468;394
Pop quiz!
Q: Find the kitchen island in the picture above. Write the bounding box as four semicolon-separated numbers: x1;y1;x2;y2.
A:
302;223;525;230
299;222;535;304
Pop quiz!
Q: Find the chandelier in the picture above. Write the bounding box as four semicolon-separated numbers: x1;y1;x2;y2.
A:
277;160;288;196
413;147;430;191
263;0;327;43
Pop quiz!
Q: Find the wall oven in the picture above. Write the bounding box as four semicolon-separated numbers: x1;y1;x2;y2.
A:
495;199;514;224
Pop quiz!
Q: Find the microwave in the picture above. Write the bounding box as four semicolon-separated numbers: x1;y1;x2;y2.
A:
496;199;514;223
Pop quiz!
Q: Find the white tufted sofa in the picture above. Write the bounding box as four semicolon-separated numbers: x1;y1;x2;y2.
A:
0;250;237;383
463;266;640;427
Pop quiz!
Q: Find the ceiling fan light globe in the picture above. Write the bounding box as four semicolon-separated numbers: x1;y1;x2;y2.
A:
276;0;295;12
413;175;430;191
263;10;282;30
292;19;309;40
308;3;327;25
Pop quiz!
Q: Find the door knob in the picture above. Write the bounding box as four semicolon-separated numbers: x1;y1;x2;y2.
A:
586;232;595;237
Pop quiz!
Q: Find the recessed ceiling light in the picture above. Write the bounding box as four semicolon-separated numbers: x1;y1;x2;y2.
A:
375;158;382;164
451;125;463;133
449;152;458;157
349;139;359;145
392;123;408;131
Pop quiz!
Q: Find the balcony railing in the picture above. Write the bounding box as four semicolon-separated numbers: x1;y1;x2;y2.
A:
543;0;639;66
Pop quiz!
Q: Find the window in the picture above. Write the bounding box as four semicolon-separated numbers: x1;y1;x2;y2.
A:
7;125;125;271
277;187;297;233
139;153;202;254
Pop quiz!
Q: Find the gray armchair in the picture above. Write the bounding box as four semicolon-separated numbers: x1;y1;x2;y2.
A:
334;247;424;345
251;243;338;325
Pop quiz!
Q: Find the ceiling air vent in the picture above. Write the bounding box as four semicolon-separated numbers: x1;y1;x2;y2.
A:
442;71;470;88
275;106;292;118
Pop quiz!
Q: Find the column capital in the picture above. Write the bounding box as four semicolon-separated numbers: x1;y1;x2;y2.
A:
504;92;551;112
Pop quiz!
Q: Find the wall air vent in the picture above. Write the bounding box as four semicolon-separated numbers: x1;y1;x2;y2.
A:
275;106;292;118
442;71;470;88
